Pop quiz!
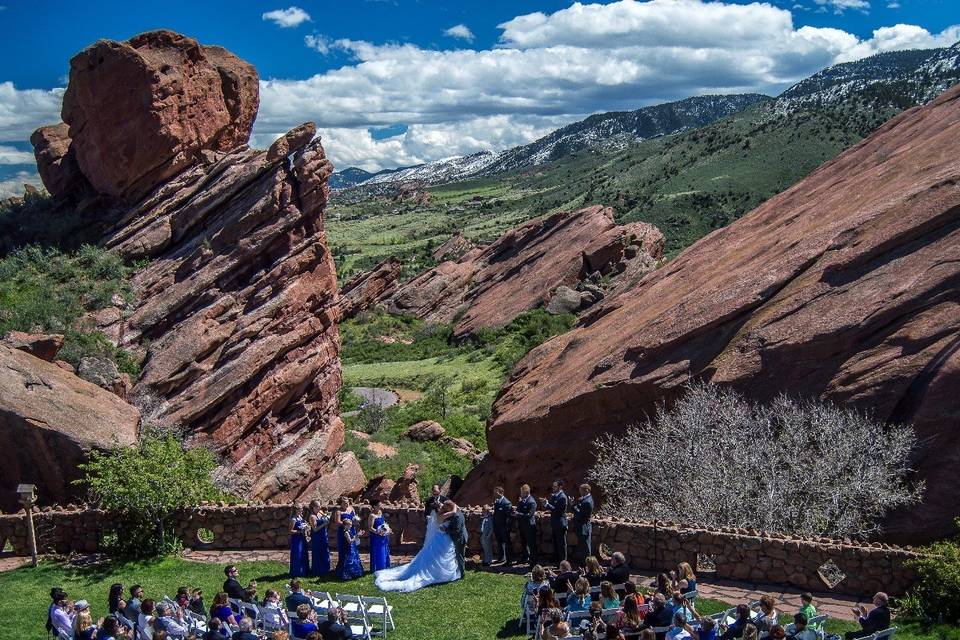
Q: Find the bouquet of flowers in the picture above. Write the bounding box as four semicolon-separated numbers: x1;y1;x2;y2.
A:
376;522;392;537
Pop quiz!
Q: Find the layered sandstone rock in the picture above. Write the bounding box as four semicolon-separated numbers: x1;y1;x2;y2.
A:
99;122;345;502
458;85;960;543
387;206;663;338
1;331;65;362
35;29;258;202
431;231;477;262
0;344;140;510
339;257;402;320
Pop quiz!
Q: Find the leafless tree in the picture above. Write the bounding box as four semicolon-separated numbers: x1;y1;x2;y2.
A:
588;382;924;539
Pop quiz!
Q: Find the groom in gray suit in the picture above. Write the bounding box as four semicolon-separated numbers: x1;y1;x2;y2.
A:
440;501;468;578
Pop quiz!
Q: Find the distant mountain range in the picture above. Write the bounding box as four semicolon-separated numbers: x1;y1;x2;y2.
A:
332;43;960;194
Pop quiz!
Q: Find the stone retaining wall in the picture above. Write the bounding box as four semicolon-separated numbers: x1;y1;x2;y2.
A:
0;503;920;597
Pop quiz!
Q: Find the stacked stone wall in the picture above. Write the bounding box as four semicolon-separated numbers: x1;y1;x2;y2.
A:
0;503;919;597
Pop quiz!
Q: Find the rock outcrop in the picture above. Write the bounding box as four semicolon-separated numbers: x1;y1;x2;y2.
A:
339;257;402;320
34;29;258;203
387;206;663;338
457;85;960;543
21;31;348;505
431;231;477;262
0;344;140;510
1;331;65;362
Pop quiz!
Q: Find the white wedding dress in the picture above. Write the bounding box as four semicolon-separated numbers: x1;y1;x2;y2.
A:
374;514;461;592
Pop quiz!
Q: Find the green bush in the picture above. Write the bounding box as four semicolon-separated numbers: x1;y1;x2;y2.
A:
76;429;224;557
901;519;960;623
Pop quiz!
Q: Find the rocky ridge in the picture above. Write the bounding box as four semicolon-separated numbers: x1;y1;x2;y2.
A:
458;83;960;544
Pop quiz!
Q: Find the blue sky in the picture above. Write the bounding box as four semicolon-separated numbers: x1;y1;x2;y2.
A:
0;0;958;194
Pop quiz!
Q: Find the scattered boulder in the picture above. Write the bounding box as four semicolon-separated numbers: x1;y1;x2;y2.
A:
1;331;64;362
362;475;396;503
366;441;397;459
404;420;446;442
0;344;140;510
458;84;960;544
300;452;366;502
77;356;119;390
442;436;482;462
389;463;421;504
37;29;259;202
546;286;586;315
339;257;402;320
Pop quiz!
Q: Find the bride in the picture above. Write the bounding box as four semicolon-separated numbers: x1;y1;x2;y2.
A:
374;508;461;592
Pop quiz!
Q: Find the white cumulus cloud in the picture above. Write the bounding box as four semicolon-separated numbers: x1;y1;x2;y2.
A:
262;6;311;28
444;24;475;42
0;170;42;198
0;144;34;165
0;82;63;141
814;0;870;14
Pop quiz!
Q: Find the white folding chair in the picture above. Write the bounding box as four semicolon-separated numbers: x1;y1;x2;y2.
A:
183;609;208;635
343;605;374;640
867;628;898;640
57;631;72;640
228;597;244;616
258;605;289;632
138;624;154;640
681;589;699;601
336;593;364;615
311;590;338;614
362;595;396;632
116;611;136;631
567;610;591;630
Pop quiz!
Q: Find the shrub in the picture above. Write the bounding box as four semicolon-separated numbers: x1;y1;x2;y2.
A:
588;382;924;539
76;429;223;557
901;519;960;623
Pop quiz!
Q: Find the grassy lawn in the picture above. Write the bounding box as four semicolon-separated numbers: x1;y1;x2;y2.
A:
5;557;957;640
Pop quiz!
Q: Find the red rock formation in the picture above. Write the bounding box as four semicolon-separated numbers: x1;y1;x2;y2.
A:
339;257;402;320
1;331;65;362
0;344;140;510
387;206;663;338
431;231;477;262
101;123;344;502
458;85;960;543
36;29;258;202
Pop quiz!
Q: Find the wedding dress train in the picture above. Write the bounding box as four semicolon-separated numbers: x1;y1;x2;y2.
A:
374;514;460;592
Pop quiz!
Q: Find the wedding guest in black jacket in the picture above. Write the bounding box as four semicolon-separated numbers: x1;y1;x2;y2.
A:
571;483;594;563
318;607;354;640
516;483;538;568
605;552;631;584
845;593;891;640
222;566;245;601
424;484;447;521
549;560;582;593
493;486;514;565
542;480;569;564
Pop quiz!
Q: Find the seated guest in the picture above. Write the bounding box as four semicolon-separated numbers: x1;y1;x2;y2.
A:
291;603;319;638
243;581;258;604
671;592;696;622
175;587;190;609
667;611;693;640
48;588;75;638
754;596;779;634
317;606;354;640
549;561;581;593
623;581;646;605
845;593;890;640
536;587;561;619
285;580;312;611
672;562;697;594
188;589;206;617
720;605;753;640
138;599;156;633
232;617;258;640
223;566;245;601
655;573;672;597
605;552;631;585
306;634;321;640
768;627;787;640
601;581;621;609
154;602;189;639
261;589;289;625
525;565;551;600
108;584;126;617
613;595;645;632
203;618;230;640
540;609;566;640
97;616;127;640
564;577;592;614
550;621;572;639
125;586;144;622
786;614;820;640
73;601;97;640
799;593;816;623
641;594;674;636
270;633;289;640
580;602;605;639
605;624;627;640
694;617;718;640
154;631;168;640
209;593;238;628
742;624;759;640
584;556;605;587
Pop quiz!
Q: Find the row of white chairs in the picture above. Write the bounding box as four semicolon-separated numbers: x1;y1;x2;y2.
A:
280;587;396;639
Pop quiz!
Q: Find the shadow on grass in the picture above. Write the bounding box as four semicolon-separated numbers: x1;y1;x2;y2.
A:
496;617;526;638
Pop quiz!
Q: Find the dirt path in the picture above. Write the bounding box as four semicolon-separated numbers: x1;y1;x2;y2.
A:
342;386;401;417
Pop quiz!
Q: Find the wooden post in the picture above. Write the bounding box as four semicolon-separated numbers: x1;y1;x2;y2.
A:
25;503;37;567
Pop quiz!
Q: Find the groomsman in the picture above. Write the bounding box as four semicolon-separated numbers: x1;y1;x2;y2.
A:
542;479;569;565
571;483;594;564
424;484;447;521
515;484;538;568
493;486;514;566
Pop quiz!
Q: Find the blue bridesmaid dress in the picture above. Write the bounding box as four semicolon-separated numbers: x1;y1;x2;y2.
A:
369;513;391;572
310;513;331;576
335;512;365;580
289;515;310;577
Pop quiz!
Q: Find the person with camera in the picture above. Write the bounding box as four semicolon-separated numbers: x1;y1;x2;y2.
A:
317;606;354;640
579;602;606;640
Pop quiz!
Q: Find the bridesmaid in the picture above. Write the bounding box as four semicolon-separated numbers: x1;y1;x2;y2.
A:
309;499;331;576
289;504;310;577
368;499;391;572
334;496;365;580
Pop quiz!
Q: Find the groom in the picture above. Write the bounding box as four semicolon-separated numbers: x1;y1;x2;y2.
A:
439;500;468;579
